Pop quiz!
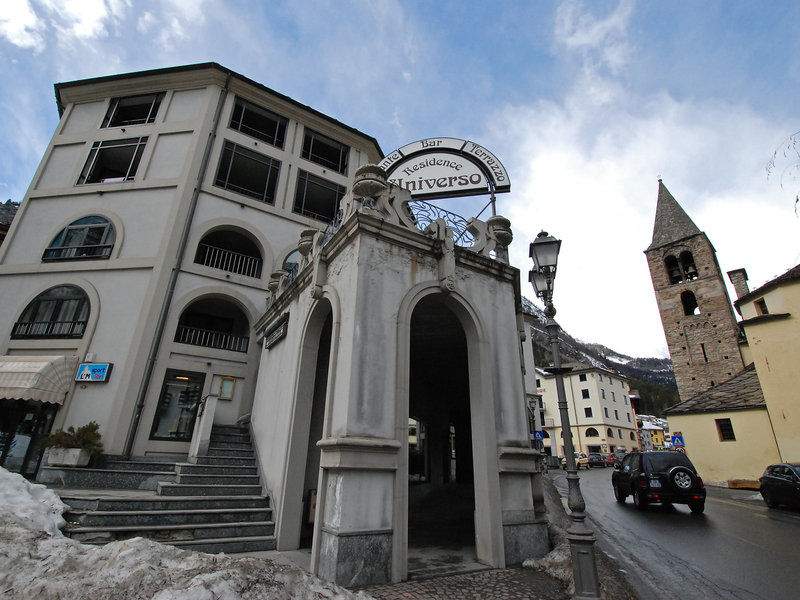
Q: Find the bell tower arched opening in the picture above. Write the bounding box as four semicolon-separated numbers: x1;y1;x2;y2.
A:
407;294;476;564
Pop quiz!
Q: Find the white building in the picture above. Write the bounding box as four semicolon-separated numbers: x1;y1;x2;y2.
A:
537;363;640;456
0;64;549;586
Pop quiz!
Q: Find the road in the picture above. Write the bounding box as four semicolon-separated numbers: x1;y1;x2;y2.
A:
550;467;800;600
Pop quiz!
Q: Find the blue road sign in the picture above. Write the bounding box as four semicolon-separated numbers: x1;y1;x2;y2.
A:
671;435;685;447
533;431;544;441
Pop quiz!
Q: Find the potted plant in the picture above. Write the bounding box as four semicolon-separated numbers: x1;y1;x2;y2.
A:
43;421;103;467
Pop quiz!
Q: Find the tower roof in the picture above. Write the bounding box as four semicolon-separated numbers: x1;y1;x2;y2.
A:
646;180;701;251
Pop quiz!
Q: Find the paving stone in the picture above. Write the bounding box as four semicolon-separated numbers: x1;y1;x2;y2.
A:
359;567;569;600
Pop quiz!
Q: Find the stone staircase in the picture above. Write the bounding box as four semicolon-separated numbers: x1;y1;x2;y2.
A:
57;425;276;553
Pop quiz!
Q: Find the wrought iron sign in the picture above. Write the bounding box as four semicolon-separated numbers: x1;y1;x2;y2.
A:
379;137;511;201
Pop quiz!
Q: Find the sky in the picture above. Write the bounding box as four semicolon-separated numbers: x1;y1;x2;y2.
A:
1;0;799;358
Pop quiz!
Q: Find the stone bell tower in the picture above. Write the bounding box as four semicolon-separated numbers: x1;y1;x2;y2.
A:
644;180;744;401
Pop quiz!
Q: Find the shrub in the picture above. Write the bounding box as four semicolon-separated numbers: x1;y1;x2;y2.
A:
43;421;104;455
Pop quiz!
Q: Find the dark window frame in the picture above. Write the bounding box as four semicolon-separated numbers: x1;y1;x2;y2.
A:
229;97;287;148
214;140;281;204
149;369;206;442
42;216;115;262
301;128;349;174
77;137;148;185
102;92;165;128
715;418;736;441
12;285;89;339
293;169;346;222
581;389;590;399
584;407;593;418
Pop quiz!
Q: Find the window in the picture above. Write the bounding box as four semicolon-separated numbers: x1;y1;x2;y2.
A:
755;298;769;315
601;389;606;399
681;290;700;316
293;170;346;222
12;285;89;339
102;93;164;128
604;407;609;418
282;249;301;278
150;370;205;441
585;427;599;437
607;427;614;438
598;374;603;381
627;413;631;422
194;229;263;278
584;407;593;418
618;428;623;438
624;396;628;405
535;378;541;388
614;409;619;420
579;373;587;382
77;137;148;184
715;418;736;441
581;389;590;399
229;98;287;147
302;128;349;174
665;255;682;284
612;391;616;402
609;377;613;386
214;141;281;204
43;216;115;261
630;432;636;440
680;251;698;280
175;297;250;353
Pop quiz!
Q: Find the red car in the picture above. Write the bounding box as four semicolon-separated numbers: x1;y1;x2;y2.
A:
602;453;616;466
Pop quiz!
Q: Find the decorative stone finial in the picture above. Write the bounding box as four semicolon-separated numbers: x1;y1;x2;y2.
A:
352;164;388;199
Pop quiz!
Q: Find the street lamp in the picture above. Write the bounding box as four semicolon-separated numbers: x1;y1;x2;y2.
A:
529;231;601;600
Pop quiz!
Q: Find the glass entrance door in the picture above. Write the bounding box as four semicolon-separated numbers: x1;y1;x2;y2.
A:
0;399;58;479
149;370;206;441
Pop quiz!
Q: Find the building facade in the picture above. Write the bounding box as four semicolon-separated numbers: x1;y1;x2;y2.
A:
537;364;639;456
0;63;382;476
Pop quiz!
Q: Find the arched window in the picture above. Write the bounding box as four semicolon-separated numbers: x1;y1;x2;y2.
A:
679;251;698;280
282;249;301;278
13;285;89;338
43;216;115;261
585;427;599;437
607;428;614;438
681;290;700;316
175;297;250;353
665;255;682;284
194;229;262;278
542;430;550;439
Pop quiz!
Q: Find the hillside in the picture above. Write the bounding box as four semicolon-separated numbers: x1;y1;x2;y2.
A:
522;297;679;416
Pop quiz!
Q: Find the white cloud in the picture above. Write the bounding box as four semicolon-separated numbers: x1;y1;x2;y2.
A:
0;0;45;50
554;0;633;73
482;2;798;358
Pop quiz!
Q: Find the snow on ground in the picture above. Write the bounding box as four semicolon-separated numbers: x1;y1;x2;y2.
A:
0;467;374;600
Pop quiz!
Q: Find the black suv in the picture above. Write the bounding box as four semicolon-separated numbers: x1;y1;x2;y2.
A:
612;451;706;513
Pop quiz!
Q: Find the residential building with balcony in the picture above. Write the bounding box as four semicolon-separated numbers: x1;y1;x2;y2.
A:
0;63;382;477
537;363;640;457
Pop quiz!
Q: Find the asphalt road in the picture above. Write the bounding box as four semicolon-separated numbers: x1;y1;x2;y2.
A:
550;466;800;600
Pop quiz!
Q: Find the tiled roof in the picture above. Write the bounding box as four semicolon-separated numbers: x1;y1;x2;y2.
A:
735;263;800;307
664;364;764;415
0;200;18;226
646;180;702;251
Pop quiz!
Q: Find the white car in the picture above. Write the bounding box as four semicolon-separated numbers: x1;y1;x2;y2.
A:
560;452;589;469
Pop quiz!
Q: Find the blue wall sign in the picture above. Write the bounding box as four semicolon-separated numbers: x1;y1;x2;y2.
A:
671;435;685;447
533;431;544;441
75;363;113;383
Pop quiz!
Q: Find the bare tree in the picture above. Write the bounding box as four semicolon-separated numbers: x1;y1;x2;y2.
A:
767;130;800;215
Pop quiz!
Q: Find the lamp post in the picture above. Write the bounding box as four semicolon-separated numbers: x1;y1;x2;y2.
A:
529;231;601;600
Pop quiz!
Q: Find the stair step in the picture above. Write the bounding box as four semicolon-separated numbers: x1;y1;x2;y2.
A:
67;507;272;527
101;460;177;472
175;473;261;486
67;520;274;541
158;483;262;496
61;495;270;512
210;425;250;436
207;448;254;457
207;441;253;450
195;455;256;466
209;432;251;444
172;535;276;554
175;463;257;476
38;466;174;490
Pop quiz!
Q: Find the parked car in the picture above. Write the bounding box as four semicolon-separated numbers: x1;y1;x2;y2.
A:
612;451;706;513
602;453;616;467
560;452;589;469
759;463;800;509
587;453;606;468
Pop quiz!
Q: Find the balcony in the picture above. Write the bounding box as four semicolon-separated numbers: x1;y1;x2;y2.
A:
175;325;249;353
12;320;87;339
195;243;263;278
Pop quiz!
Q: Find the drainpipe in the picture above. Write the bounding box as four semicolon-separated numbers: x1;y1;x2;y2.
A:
123;74;232;458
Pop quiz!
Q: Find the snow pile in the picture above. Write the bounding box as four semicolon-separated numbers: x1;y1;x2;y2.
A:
0;467;373;600
0;466;66;535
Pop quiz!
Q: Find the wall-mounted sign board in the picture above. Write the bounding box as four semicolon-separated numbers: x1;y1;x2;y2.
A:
265;313;289;350
378;137;510;201
75;363;113;383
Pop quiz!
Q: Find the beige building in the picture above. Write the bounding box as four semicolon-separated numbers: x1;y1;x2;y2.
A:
537;364;639;457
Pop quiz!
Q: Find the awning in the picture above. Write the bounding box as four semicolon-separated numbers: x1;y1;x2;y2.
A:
0;355;80;404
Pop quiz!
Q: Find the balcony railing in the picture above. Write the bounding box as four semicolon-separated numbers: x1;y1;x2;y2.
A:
175;325;249;353
195;243;262;279
42;244;113;261
11;320;87;339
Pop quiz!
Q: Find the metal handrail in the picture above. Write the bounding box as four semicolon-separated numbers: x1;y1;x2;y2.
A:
175;325;249;353
195;243;263;278
11;320;87;338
